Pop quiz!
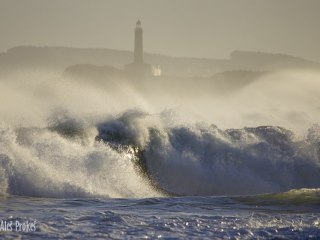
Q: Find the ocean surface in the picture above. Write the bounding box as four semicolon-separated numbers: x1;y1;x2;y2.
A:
1;192;320;239
1;109;320;239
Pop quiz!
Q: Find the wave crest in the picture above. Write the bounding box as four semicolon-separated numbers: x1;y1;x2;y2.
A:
1;109;320;198
97;110;320;196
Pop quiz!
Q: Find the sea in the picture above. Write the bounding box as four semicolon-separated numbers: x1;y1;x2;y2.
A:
0;109;320;239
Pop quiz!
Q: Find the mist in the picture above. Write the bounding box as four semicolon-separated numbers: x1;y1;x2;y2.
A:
1;68;320;137
0;7;320;198
1;2;320;239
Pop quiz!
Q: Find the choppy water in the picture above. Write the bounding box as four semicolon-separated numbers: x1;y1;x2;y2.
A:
1;109;320;238
1;192;320;239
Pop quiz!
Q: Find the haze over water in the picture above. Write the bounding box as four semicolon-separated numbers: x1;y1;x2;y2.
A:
0;1;320;239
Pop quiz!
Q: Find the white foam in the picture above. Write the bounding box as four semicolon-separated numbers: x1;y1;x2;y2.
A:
0;122;160;198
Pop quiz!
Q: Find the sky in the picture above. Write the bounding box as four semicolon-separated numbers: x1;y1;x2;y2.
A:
1;0;320;61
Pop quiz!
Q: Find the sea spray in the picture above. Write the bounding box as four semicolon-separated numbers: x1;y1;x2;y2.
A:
1;69;320;198
96;110;320;196
0;107;320;198
0;121;160;198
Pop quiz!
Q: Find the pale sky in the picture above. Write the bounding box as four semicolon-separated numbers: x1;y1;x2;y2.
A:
1;0;320;61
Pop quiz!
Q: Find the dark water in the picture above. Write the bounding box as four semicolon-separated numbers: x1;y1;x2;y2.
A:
1;193;320;239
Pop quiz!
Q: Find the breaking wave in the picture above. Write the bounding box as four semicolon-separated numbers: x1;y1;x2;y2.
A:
1;109;320;198
235;188;320;206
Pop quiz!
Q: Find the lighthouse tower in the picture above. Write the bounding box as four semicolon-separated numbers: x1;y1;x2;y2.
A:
134;20;143;63
124;20;152;78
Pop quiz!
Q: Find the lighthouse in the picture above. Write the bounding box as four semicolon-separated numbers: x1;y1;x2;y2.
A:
124;20;152;78
134;20;143;63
